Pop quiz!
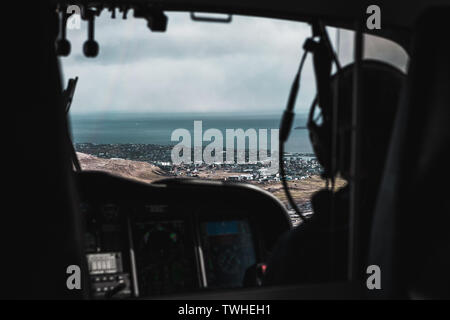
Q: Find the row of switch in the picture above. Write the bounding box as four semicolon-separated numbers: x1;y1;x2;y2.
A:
91;274;126;283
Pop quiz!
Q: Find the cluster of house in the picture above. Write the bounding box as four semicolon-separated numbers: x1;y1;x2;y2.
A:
75;143;322;184
157;155;321;184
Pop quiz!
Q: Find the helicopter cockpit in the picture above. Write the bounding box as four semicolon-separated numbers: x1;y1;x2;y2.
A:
6;1;450;301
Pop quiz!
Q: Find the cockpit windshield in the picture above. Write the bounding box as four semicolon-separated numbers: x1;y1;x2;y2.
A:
62;11;406;225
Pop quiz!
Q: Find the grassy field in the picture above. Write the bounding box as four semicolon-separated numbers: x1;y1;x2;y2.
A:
258;176;347;206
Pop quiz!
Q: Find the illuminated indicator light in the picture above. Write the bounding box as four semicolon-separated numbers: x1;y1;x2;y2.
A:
261;264;267;273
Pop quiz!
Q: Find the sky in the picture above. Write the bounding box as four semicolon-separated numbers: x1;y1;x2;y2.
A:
61;11;408;115
61;12;318;114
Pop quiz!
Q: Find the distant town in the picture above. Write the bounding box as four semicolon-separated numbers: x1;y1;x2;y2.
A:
75;143;322;182
75;143;328;226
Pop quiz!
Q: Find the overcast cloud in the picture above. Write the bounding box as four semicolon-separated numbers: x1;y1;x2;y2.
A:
61;12;317;114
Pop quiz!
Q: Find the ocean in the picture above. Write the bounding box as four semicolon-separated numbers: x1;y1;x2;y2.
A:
69;112;313;154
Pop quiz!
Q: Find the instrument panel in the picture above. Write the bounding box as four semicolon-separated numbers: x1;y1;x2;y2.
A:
75;171;292;299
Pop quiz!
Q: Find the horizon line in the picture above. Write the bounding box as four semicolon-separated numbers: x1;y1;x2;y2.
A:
69;110;310;115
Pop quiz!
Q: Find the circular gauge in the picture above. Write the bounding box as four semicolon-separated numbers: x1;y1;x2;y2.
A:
143;224;178;264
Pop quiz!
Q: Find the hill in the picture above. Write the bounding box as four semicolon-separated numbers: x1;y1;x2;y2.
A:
77;152;166;183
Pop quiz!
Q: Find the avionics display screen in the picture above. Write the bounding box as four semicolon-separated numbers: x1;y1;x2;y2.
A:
132;219;196;296
200;220;256;288
87;252;122;274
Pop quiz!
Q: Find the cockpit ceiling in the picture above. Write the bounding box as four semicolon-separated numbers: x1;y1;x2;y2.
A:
53;0;450;52
55;0;449;30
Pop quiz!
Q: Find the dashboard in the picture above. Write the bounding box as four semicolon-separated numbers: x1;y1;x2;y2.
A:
75;171;292;299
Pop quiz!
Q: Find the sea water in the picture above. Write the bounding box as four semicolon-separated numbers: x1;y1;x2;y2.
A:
69;112;313;154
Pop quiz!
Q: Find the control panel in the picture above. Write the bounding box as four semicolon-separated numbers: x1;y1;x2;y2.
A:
87;252;132;299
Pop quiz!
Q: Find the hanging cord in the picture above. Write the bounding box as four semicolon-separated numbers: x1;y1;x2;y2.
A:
279;23;341;224
279;41;312;222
